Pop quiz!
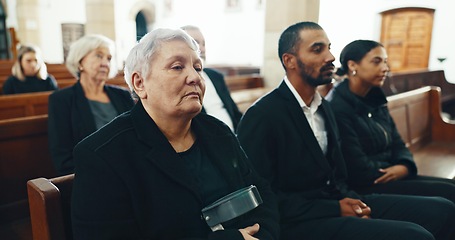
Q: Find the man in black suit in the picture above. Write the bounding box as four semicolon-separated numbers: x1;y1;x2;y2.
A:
236;21;455;240
182;25;243;131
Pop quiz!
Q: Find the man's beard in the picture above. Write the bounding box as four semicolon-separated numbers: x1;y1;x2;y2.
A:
297;58;333;87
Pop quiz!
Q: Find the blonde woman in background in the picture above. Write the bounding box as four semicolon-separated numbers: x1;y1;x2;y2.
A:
2;45;58;94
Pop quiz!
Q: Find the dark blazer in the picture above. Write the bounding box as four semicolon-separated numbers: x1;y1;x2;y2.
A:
2;74;58;94
237;81;360;225
71;101;279;240
203;68;243;131
326;79;417;186
48;81;134;175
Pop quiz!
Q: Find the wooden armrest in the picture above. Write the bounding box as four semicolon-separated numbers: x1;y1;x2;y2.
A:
27;174;74;240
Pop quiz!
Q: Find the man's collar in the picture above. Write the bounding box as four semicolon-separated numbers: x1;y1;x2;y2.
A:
283;75;323;109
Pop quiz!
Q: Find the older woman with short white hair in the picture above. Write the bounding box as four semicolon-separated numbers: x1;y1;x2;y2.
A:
71;28;279;240
48;34;134;175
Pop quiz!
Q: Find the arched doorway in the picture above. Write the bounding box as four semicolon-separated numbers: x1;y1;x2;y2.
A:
128;1;155;46
136;11;147;41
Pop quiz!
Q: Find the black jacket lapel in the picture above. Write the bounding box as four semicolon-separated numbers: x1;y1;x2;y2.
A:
277;82;332;171
131;101;202;201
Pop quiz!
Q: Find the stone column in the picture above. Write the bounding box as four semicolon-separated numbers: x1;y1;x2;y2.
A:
85;0;120;68
85;0;115;40
263;0;320;87
16;0;41;46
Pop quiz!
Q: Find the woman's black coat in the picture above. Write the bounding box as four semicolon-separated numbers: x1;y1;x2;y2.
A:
326;79;417;187
48;81;134;175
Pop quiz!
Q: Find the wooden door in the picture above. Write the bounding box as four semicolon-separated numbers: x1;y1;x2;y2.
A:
381;8;434;72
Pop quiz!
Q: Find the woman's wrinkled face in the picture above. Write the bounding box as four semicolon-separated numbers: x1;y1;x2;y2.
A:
134;40;205;119
21;52;40;76
353;46;389;87
79;47;112;82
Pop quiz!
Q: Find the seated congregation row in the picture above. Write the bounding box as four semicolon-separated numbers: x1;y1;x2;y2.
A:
1;25;244;175
5;23;455;239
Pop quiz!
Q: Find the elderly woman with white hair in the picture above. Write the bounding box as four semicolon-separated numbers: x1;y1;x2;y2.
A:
70;28;279;240
48;34;134;175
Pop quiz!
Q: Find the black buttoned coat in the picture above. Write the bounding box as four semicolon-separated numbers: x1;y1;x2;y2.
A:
48;81;134;175
326;79;417;186
71;101;279;240
237;81;360;225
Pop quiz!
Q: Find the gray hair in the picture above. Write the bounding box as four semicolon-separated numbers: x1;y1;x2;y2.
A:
65;34;117;79
124;28;200;99
180;25;200;32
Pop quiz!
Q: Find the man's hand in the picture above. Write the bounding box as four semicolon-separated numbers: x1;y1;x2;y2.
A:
339;198;371;219
374;165;409;184
239;223;260;240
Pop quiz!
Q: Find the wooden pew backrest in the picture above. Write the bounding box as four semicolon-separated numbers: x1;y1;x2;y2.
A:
0;115;56;223
46;64;75;80
205;64;260;76
387;86;455;147
0;91;52;120
387;86;455;178
27;174;74;240
387;86;432;152
383;70;455;117
0;60;15;82
225;74;264;91
231;87;271;113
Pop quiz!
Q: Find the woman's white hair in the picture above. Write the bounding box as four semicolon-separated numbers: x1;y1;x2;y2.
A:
124;28;200;99
65;34;117;79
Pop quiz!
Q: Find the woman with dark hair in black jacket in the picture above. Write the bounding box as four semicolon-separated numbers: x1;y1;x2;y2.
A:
326;39;455;203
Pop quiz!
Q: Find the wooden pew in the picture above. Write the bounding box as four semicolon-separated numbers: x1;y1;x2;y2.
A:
206;64;260;76
0;114;57;224
55;79;77;90
231;87;271;113
27;174;74;240
40;63;77;90
387;86;455;179
46;64;75;80
0;60;15;83
382;70;455;118
225;74;264;91
0;91;52;120
108;72;129;89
